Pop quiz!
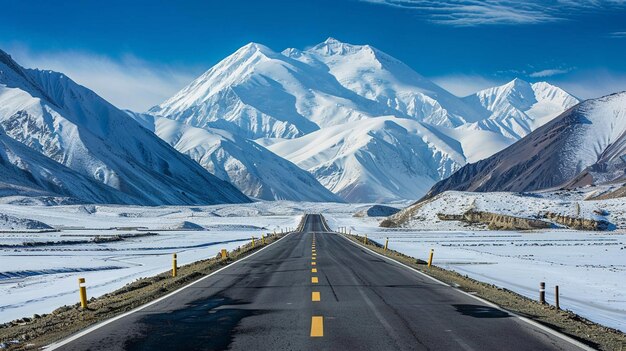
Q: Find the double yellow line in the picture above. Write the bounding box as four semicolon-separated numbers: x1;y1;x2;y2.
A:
310;233;323;337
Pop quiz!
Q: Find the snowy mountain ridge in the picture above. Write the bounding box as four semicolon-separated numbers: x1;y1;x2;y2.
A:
461;78;580;140
149;41;393;139
267;116;465;203
146;38;579;202
129;112;341;202
427;92;626;197
283;38;483;128
0;49;249;205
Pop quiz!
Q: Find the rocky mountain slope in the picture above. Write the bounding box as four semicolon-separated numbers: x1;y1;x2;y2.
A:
426;92;626;197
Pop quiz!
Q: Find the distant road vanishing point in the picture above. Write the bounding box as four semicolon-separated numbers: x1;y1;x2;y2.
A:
47;214;590;351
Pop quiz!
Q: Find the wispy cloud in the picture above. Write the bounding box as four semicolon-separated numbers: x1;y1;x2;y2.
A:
551;69;626;99
434;69;626;100
529;68;571;77
4;45;198;111
430;74;504;96
608;31;626;38
361;0;625;26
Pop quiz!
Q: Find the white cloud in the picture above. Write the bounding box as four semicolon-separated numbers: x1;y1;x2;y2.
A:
430;74;504;96
4;45;198;111
361;0;625;26
529;68;571;77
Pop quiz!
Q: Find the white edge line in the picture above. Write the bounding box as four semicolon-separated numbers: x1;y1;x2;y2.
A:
45;230;296;350
335;231;596;351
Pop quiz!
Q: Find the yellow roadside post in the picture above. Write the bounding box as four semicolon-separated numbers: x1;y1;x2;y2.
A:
78;277;88;309
262;235;266;245
384;237;389;252
172;253;178;277
427;249;434;267
364;234;368;245
221;248;228;260
251;236;256;248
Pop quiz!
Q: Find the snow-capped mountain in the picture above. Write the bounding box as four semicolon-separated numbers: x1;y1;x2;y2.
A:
461;78;579;140
149;42;394;139
284;38;483;127
129;112;341;202
146;39;579;202
426;92;626;197
267;116;465;203
0;49;249;205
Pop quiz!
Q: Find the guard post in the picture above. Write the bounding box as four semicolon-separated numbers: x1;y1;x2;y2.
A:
172;253;178;277
78;277;88;309
427;249;434;267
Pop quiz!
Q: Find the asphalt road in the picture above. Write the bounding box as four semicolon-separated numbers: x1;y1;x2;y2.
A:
49;214;588;351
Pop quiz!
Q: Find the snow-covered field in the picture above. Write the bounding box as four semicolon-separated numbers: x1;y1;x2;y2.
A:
388;189;626;230
0;201;363;323
325;213;626;333
2;199;625;334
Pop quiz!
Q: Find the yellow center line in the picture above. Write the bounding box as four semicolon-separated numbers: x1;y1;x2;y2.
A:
311;316;324;337
312;253;317;256
311;276;318;283
311;262;316;265
311;268;317;273
312;291;321;301
312;257;316;260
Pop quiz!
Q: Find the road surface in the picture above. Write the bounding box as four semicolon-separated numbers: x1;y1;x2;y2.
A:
48;214;589;350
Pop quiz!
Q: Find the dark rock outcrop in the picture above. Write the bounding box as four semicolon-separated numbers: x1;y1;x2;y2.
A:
437;210;552;230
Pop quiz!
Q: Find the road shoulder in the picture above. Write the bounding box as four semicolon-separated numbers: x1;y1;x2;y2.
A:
339;232;626;351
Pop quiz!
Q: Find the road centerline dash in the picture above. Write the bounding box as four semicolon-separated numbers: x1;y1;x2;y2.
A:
311;316;324;337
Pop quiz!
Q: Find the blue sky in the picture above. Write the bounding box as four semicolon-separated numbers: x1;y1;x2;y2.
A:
2;0;626;110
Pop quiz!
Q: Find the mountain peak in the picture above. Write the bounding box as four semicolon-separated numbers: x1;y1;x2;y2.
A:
236;42;275;56
324;37;342;44
310;38;362;56
506;78;531;88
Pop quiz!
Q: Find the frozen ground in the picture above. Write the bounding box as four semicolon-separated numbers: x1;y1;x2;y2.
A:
325;213;626;333
2;199;625;334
